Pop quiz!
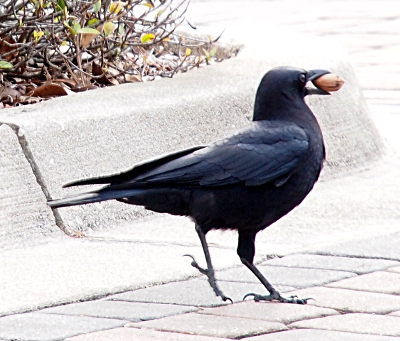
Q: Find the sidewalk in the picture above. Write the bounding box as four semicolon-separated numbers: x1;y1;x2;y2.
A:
1;0;400;340
1;233;400;340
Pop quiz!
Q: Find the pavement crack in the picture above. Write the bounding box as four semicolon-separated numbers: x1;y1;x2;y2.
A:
5;122;70;235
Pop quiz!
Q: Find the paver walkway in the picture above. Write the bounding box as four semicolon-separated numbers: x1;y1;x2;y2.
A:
2;234;400;340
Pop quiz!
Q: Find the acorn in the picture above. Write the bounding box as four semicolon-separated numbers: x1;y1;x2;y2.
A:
312;73;345;92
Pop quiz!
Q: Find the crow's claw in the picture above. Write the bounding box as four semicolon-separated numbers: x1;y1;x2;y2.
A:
221;295;234;304
183;254;208;275
183;254;233;304
243;293;273;302
243;292;312;304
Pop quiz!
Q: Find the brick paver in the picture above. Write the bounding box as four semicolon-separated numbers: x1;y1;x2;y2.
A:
0;312;126;341
65;327;230;341
327;271;400;295
312;233;400;260
248;329;400;341
263;254;400;274
41;300;198;322
289;313;400;336
217;265;356;288
286;286;400;314
107;277;293;306
388;266;400;273
197;301;338;324
130;312;288;338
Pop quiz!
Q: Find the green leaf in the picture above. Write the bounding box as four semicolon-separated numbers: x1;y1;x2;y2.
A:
64;20;81;35
76;27;100;35
87;18;99;26
93;0;101;13
56;0;66;11
118;24;125;36
140;33;155;43
202;48;210;61
156;9;165;17
209;47;218;58
72;21;81;33
0;60;13;69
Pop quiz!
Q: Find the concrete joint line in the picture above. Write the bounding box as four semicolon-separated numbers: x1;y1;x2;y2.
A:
3;122;70;235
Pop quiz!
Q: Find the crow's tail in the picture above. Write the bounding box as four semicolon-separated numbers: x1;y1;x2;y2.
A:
48;188;143;209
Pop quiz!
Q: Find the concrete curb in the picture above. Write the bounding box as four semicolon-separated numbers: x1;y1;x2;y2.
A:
0;31;383;236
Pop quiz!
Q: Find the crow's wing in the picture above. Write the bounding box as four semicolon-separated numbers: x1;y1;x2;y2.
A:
64;145;206;188
114;121;310;188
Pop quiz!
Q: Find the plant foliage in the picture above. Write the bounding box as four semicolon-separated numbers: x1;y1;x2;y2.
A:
0;0;237;107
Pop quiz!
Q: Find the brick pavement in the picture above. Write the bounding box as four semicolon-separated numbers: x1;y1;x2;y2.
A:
1;0;400;340
1;239;400;340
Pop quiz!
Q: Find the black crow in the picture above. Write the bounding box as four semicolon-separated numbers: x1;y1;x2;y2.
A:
48;66;343;304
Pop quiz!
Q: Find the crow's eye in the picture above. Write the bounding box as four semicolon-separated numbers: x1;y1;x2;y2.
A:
299;73;306;83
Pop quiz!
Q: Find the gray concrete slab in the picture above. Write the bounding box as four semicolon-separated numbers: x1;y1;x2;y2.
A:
0;238;236;316
0;312;127;341
289;313;400;337
249;329;400;341
262;254;400;274
130;312;288;338
216;265;356;288
41;300;198;322
0;124;60;249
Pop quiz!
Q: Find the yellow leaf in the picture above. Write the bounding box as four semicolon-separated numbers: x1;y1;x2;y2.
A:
33;30;44;43
185;48;191;56
109;1;126;14
140;33;155;43
103;22;115;37
142;2;154;8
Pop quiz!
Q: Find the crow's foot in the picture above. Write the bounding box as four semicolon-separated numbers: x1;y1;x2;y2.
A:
184;254;233;303
243;292;311;304
184;254;209;275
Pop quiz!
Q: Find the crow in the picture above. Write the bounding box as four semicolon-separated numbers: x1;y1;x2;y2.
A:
48;66;343;304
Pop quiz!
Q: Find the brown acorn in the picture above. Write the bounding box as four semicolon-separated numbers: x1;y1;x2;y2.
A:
312;73;345;92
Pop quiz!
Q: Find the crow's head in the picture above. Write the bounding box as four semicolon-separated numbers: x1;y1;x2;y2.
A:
253;66;343;121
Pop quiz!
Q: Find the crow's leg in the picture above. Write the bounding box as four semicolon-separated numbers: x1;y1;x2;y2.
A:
238;231;310;304
184;224;232;303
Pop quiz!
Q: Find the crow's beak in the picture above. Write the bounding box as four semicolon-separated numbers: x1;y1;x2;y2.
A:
306;69;331;95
